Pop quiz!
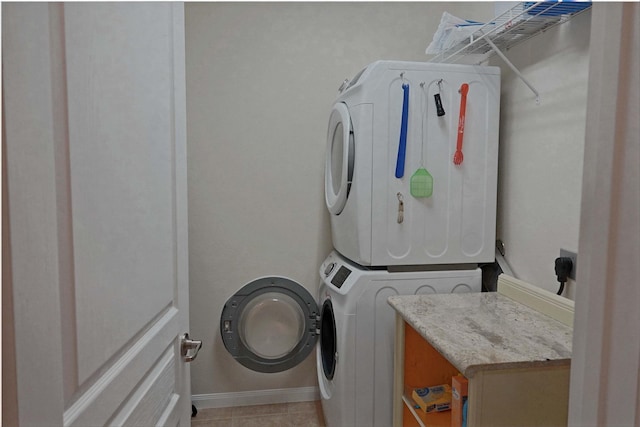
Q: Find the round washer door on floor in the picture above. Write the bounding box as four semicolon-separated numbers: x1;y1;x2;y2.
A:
220;277;319;373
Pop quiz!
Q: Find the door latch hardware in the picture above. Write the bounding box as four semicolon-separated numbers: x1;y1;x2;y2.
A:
181;333;202;362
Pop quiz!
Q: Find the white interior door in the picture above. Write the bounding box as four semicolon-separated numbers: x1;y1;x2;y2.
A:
2;3;192;426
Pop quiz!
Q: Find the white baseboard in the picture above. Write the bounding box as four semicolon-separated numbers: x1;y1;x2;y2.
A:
191;386;320;409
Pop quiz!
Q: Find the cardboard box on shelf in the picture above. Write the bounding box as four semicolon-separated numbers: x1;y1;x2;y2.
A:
412;384;452;413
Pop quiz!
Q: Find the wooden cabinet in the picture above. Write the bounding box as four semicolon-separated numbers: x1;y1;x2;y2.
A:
390;277;574;427
397;323;461;427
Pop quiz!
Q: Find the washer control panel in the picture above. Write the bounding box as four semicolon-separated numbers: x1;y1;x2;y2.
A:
319;251;362;294
330;266;352;289
324;262;336;277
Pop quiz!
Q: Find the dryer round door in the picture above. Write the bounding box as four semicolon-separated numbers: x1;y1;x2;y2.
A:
325;102;354;215
220;276;319;373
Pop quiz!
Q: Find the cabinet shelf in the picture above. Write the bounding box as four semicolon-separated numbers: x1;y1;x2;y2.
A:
402;387;451;427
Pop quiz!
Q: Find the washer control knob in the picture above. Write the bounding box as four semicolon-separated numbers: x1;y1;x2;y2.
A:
324;262;336;277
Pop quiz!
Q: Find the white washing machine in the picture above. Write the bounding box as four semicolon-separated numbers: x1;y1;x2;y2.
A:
316;251;481;427
326;60;501;267
219;252;481;426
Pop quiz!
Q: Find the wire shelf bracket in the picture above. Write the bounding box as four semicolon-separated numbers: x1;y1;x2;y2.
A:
485;37;541;104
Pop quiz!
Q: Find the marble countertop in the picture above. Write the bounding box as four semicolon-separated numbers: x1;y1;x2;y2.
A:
388;293;573;378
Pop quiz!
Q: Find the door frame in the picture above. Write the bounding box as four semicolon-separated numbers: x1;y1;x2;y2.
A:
568;3;640;426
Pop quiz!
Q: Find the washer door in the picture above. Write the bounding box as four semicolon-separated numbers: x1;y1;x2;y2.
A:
220;277;319;373
325;102;354;215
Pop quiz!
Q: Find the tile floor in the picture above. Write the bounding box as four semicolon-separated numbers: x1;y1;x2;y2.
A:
191;401;326;427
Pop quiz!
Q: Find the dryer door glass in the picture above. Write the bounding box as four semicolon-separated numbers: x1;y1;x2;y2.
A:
325;102;354;215
320;299;337;380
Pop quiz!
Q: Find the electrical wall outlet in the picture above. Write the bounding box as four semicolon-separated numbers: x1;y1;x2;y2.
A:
559;249;577;280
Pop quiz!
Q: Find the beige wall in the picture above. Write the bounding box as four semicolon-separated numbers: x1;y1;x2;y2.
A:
493;10;591;299
185;2;493;401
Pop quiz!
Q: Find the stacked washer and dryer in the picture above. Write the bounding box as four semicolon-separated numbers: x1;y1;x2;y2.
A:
317;60;500;427
219;60;500;427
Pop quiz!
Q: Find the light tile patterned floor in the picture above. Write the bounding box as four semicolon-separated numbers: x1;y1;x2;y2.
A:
191;401;326;427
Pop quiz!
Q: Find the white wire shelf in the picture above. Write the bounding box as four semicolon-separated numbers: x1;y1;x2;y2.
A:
428;1;592;66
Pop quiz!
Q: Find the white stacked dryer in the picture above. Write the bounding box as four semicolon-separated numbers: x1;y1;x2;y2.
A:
325;60;501;267
319;60;500;426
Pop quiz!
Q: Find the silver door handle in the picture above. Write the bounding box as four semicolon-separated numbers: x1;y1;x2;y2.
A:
180;333;202;362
